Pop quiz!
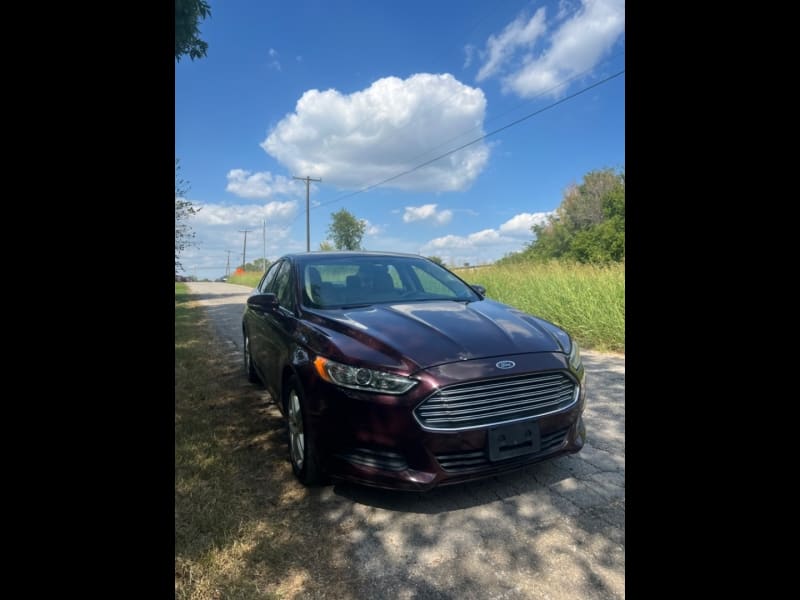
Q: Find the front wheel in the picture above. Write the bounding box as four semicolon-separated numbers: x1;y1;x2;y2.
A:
285;376;325;485
243;330;260;384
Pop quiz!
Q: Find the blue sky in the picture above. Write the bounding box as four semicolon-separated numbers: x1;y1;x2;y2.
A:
176;0;625;279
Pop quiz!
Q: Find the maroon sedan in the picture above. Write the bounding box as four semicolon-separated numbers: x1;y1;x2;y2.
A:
243;251;586;491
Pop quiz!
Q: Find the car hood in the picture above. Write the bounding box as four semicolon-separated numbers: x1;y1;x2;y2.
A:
304;299;568;371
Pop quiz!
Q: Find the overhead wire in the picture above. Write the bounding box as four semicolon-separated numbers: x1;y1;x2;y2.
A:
308;68;625;213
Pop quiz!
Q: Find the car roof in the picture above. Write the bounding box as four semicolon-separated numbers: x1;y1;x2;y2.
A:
283;251;424;261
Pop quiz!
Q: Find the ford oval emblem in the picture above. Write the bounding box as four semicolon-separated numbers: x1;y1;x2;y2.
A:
496;360;516;370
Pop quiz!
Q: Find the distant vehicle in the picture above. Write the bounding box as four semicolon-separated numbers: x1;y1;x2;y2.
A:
215;276;228;283
242;251;586;491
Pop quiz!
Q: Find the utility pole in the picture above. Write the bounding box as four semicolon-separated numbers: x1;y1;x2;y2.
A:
225;250;232;279
239;229;252;270
262;219;267;274
293;175;321;251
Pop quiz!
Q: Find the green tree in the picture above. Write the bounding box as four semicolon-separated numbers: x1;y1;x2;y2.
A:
175;159;199;273
251;258;271;272
318;240;335;251
175;0;212;62
525;167;624;264
327;208;366;250
427;256;445;266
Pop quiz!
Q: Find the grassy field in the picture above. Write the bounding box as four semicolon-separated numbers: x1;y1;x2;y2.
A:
227;261;624;352
454;262;624;353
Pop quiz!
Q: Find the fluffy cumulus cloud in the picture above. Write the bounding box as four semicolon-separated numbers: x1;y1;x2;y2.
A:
475;0;624;98
261;73;490;192
403;204;453;225
420;211;553;265
225;169;301;199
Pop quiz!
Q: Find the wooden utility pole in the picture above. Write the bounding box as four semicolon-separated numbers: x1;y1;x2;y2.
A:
293;176;321;251
239;229;252;270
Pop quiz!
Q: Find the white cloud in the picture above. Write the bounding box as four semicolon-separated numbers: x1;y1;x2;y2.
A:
268;48;281;71
261;73;489;192
363;219;384;236
476;8;547;81
425;229;505;250
420;211;553;266
403;204;453;225
463;44;476;68
498;211;553;236
225;169;301;199
193;200;297;226
475;0;625;98
177;198;300;277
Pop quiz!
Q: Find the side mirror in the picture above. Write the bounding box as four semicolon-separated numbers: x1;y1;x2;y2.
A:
247;293;279;311
471;284;486;298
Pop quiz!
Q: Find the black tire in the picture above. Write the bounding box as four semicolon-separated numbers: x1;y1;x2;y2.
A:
285;376;326;485
243;329;260;384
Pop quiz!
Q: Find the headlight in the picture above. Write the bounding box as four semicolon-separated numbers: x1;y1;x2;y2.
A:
568;339;582;371
313;357;418;394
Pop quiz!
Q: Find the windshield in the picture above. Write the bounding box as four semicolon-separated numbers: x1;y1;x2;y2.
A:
298;256;480;309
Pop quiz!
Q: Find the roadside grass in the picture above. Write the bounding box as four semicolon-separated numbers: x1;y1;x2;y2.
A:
228;272;262;288
454;262;625;353
175;283;352;599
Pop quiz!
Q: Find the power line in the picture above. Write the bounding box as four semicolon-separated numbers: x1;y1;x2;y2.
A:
312;69;625;211
394;50;626;169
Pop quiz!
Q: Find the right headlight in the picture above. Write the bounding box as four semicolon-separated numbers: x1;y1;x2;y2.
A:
313;356;418;395
568;339;582;371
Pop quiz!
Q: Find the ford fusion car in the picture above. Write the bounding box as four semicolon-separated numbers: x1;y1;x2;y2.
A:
242;251;586;491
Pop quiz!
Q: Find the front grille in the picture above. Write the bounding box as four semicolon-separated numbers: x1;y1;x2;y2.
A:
436;426;570;472
415;371;577;431
336;448;408;471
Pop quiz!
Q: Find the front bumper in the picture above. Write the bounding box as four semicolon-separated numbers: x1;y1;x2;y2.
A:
300;352;587;491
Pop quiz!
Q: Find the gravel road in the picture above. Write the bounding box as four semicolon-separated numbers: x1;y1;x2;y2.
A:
185;281;625;599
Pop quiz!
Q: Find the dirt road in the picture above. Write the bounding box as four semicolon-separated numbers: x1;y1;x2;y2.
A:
185;281;625;599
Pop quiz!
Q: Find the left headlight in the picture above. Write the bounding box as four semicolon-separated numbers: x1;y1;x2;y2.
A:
313;356;418;395
568;339;582;371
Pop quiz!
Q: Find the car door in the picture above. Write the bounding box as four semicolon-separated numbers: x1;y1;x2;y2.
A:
257;259;300;394
246;260;281;384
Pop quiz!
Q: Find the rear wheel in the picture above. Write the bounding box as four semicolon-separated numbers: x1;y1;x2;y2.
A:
285;376;325;485
243;330;259;383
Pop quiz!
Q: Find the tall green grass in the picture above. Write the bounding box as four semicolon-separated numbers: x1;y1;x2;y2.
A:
227;271;262;288
455;262;624;352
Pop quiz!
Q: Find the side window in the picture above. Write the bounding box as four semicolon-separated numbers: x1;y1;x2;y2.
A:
273;261;295;310
260;260;282;293
411;265;457;298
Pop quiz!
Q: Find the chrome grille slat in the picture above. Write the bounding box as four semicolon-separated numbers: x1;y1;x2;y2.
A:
422;382;575;407
415;371;577;430
418;386;574;415
437;374;564;397
421;397;566;424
